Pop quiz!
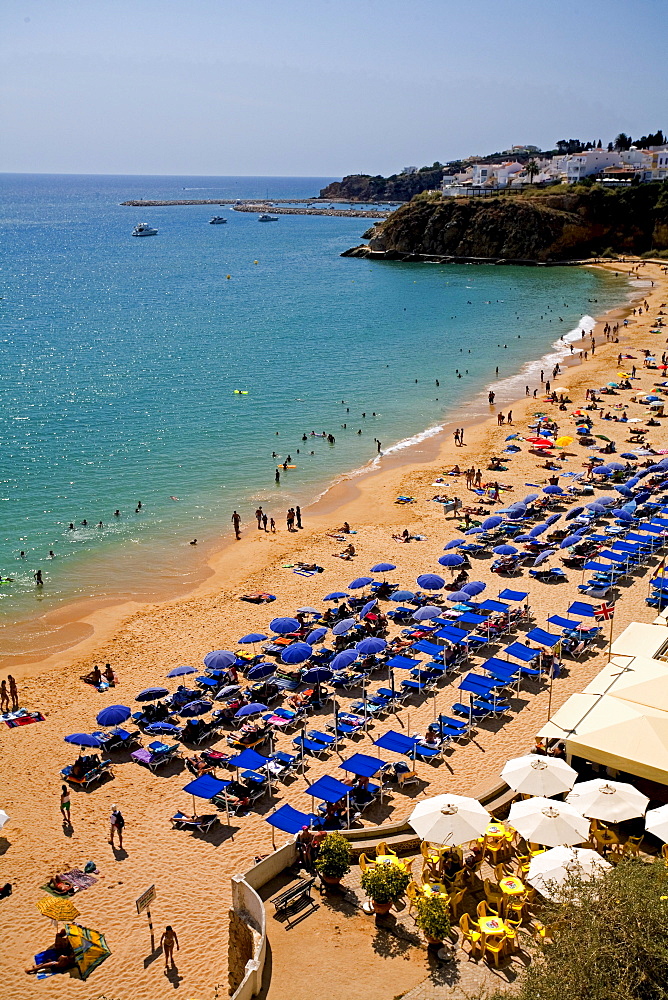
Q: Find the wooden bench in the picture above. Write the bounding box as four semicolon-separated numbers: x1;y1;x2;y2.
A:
272;878;317;928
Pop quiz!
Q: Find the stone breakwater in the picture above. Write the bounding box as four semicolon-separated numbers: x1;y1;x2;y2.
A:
120;198;390;218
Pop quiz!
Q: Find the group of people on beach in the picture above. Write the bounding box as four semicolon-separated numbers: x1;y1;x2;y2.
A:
0;675;19;713
231;505;304;539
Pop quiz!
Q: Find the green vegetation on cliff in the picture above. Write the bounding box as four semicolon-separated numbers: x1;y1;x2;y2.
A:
359;182;668;261
320;166;443;203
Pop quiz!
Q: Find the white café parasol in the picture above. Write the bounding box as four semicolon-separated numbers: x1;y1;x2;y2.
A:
501;754;577;798
409;794;491;846
508;796;590;847
566;779;649;823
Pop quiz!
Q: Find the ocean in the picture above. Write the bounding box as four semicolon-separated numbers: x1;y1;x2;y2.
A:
0;173;627;652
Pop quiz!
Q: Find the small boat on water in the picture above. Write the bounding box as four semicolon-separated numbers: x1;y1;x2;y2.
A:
132;222;158;237
258;214;278;222
209;216;227;224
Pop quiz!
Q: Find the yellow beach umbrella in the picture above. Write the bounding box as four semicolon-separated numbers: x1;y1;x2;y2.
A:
555;436;574;448
36;896;80;922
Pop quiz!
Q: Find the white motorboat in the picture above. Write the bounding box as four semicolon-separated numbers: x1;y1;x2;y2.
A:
132;222;158;237
209;216;227;224
258;214;278;222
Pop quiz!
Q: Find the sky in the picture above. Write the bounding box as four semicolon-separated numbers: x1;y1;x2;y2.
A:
1;0;667;177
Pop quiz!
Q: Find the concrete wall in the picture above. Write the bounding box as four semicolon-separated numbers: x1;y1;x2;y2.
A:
229;840;297;1000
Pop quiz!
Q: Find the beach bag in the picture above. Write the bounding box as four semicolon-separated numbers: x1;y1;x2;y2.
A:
115;811;125;829
84;861;97;874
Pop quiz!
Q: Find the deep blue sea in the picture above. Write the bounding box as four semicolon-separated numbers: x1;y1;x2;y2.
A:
0;173;627;644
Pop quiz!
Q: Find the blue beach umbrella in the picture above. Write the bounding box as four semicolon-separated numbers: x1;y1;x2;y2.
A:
412;605;442;621
507;504;528;515
620;454;638;461
462;581;486;596
416;573;445;590
447;590;472;603
360;599;378;618
168;665;197;678
465;527;484;535
543;485;564;495
306;627;328;644
595;496;616;506
238;633;267;644
522;494;540;503
439;553;464;567
493;544;518;555
281;642;313;665
332;618;356;636
390;590;416;602
348;577;373;590
482;516;503;530
64;733;103;748
145;721;181;735
203;650;236;670
606;462;626;472
331;649;359;671
514;534;535;543
296;606;319;615
270;617;300;634
443;540;463;550
533;550;556;566
302;667;333;684
235;703;268;719
135;687;169;702
529;524;548;537
560;534;583;548
616;510;634;523
180;700;212;717
565;506;585;520
614;485;634;497
356;637;387;655
544;514;561;525
593;467;612;477
96;705;131;727
370;563;396;573
247;662;277;680
323;592;348;602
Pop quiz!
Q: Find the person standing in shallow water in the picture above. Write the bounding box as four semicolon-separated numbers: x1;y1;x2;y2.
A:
296;506;302;529
231;511;241;540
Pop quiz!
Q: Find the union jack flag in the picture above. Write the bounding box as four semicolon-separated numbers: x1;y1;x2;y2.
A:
594;602;616;621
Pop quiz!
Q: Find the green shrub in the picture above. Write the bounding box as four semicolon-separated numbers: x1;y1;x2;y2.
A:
360;864;411;903
415;895;452;942
314;832;352;880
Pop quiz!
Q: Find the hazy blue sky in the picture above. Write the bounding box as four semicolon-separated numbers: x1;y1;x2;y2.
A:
2;0;666;177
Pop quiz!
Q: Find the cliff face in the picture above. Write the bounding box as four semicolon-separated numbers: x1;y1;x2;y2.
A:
320;169;443;203
356;184;668;261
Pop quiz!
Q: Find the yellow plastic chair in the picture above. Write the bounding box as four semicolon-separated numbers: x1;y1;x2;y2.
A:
420;841;441;866
494;862;513;882
483;879;504;912
405;880;420;917
448;887;466;920
482;933;507;967
662;843;668;864
359;853;369;872
459;913;483;960
376;841;397;859
477;899;498;920
504;916;522;954
514;853;531;877
504;895;527;923
623;835;642;858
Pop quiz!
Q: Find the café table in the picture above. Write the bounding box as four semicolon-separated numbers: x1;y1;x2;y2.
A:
478;915;508;937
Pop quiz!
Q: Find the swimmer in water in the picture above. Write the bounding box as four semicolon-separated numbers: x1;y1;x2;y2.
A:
190;539;197;545
49;550;55;558
68;523;74;530
34;569;43;586
114;510;120;517
81;519;88;526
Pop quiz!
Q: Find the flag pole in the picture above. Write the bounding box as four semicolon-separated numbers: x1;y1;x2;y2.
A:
607;612;614;663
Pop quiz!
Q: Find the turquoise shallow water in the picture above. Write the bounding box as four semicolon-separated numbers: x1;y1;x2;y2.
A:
0;173;627;636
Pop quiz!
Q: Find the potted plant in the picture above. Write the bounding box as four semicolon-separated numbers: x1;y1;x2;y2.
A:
314;832;352;886
360;863;411;915
414;894;452;948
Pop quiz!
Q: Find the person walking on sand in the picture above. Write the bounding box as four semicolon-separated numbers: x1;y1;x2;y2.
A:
231;511;241;540
262;512;268;532
109;805;124;850
454;429;460;447
507;411;513;425
296;506;302;529
160;926;179;968
255;507;263;530
60;785;72;827
8;675;18;711
0;680;9;713
270;517;276;533
287;508;295;532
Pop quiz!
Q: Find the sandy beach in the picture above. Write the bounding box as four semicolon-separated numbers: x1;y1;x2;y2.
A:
2;258;667;1000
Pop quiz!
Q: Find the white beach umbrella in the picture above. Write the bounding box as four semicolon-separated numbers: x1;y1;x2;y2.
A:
566;779;649;823
527;845;611;901
0;810;9;830
508;796;590;847
645;803;668;843
409;794;491;846
501;754;578;798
